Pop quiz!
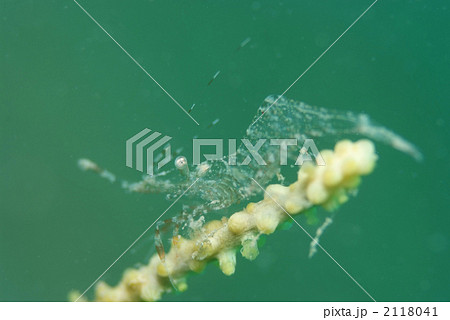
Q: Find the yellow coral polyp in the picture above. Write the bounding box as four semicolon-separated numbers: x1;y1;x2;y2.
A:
285;199;303;214
156;262;169;277
240;235;259;260
335;139;353;155
323;166;343;187
255;210;281;234
188;259;207;274
228;211;251;235
203;220;225;234
246;202;257;213
83;139;377;302
217;249;237;275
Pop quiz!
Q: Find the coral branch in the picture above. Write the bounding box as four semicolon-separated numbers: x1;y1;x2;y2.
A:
78;139;377;302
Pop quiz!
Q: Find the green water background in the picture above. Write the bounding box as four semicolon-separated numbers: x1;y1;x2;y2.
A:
1;0;449;301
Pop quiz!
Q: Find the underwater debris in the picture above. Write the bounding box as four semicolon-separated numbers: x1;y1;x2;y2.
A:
74;95;421;301
207;71;221;86
78;158;116;183
238;37;251;50
207;118;220;128
309;216;334;258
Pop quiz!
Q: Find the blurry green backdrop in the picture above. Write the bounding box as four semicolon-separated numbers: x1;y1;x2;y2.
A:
0;0;449;301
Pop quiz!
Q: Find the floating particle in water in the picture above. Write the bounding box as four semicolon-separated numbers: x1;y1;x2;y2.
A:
237;37;251;50
207;118;220;128
208;71;221;86
78;158;116;183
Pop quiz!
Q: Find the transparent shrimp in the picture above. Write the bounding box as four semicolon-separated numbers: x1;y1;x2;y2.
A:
79;95;422;265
